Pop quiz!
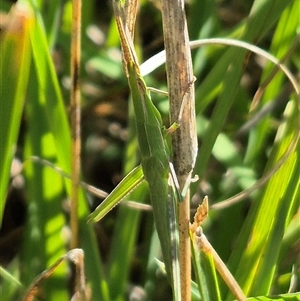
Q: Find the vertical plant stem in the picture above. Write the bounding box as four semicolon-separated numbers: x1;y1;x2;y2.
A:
70;0;81;249
160;1;197;300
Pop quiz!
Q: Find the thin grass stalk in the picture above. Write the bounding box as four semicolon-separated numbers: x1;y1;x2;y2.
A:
160;1;197;300
70;0;82;249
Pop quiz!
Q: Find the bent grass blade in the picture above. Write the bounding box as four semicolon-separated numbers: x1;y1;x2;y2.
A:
87;165;144;222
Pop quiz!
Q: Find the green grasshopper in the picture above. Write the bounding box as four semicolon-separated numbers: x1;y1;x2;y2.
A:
87;0;183;294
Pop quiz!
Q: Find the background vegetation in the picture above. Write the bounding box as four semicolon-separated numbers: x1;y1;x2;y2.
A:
0;0;299;300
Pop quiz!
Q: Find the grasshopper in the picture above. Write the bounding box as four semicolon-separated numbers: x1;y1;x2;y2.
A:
87;0;183;296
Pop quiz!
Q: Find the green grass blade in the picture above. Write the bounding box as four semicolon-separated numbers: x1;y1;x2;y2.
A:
191;235;221;301
220;1;300;297
0;4;32;225
0;261;23;300
246;293;300;301
193;47;246;184
106;183;147;300
22;97;69;299
226;100;299;298
192;0;295;193
243;0;294;42
88;165;144;222
28;5;72;174
20;5;110;300
245;0;299;165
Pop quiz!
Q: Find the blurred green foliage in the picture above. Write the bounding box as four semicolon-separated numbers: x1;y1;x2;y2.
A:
0;0;299;300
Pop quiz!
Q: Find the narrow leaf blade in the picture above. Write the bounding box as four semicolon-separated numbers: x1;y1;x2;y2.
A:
87;165;144;222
